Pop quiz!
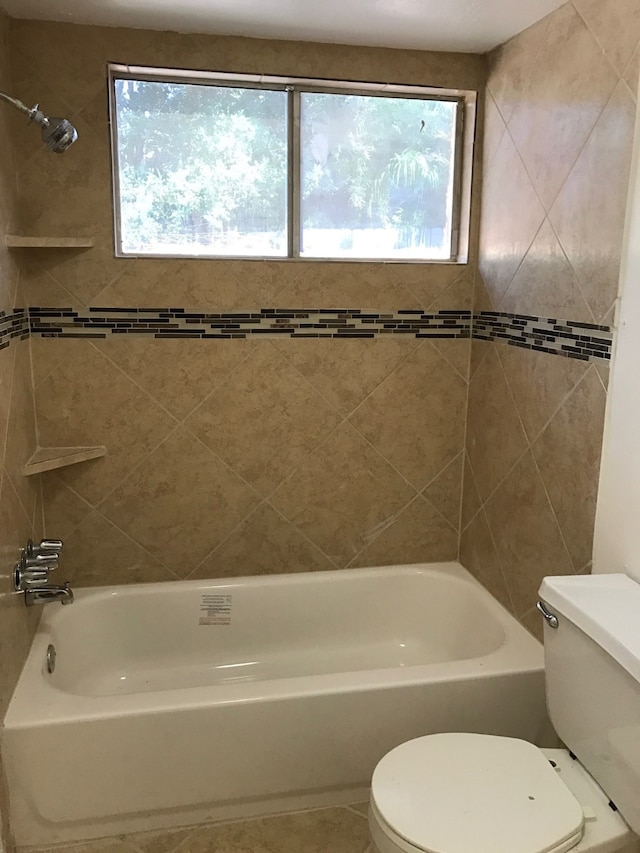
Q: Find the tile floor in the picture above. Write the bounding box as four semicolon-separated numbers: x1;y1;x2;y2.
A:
19;803;374;853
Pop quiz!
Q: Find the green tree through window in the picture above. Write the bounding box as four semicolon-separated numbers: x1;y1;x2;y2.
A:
112;74;460;260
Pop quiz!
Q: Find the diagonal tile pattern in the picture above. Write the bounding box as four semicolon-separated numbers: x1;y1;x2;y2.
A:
0;12;44;844
37;329;471;583
462;0;637;627
17;803;374;853
7;18;481;590
349;343;467;491
185;344;342;497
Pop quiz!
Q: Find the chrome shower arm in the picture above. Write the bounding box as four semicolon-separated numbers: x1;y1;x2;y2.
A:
0;91;48;126
0;89;77;152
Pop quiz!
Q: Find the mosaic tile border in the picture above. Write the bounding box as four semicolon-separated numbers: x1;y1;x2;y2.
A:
0;309;29;350
2;307;612;364
28;307;472;340
474;311;613;362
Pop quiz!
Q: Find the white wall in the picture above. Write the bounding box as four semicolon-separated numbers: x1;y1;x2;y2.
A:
593;75;640;584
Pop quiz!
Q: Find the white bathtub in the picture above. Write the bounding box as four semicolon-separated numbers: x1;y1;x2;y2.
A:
3;562;548;847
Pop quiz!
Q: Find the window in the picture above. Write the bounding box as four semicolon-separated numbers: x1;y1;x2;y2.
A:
109;66;473;262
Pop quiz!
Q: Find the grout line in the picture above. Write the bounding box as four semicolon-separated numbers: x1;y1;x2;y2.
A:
570;0;632;84
457;286;475;556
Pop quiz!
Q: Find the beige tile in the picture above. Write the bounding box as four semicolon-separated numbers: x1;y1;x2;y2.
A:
574;0;640;76
62;510;175;587
193;503;335;579
100;428;261;575
468;336;490;379
348;495;457;568
4;339;39;523
473;271;497;314
391;264;464;308
9;48;83;165
549;81;636;322
42;473;92;540
508;3;618;209
595;360;610;391
487;13;551;125
186;344;341;496
35;342;178;506
271;422;415;567
19;840;140;853
520;606;544;643
426;273;474;313
17;116;113;242
0;475;40;719
499;218;594;322
175;806;371;853
460;453;482;532
431;337;471;381
274;265;420;312
346;802;370;818
0;344;16;469
349;344;467;490
477;130;546;306
94;337;255;421
94;259;255;311
459;509;512;612
78;88;110;137
30;336;90;387
422;452;464;531
623;42;640;100
32;241;126;307
126;826;193;853
17;255;81;308
227;259;293;304
532;367;607;571
496;344;589;442
465;347;528;502
481;91;507;170
10;19;109;114
484;451;574;618
272;337;418;416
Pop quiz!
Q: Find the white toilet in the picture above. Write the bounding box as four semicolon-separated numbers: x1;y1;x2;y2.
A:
368;572;640;853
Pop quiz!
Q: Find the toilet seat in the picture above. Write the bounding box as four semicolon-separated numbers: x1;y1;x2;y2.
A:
371;733;586;853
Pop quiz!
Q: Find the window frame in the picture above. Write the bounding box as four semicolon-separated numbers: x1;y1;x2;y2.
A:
108;64;476;264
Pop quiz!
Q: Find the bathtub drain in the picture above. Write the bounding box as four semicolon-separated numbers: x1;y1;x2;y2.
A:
46;644;56;674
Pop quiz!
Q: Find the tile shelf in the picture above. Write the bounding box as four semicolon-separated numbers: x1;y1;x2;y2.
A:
23;446;107;477
5;235;95;248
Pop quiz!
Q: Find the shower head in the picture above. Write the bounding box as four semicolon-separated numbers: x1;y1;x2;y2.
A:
38;114;78;154
0;90;78;153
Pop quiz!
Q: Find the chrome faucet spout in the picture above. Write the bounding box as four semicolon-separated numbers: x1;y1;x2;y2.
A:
24;583;74;607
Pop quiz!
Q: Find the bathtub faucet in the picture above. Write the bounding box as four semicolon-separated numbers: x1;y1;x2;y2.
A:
23;583;74;606
13;538;74;606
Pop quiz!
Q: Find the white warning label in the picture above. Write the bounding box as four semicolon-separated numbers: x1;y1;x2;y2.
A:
199;594;232;626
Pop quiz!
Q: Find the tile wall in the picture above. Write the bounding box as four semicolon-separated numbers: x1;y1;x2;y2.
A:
460;0;640;636
6;21;485;586
0;9;43;852
2;2;637;638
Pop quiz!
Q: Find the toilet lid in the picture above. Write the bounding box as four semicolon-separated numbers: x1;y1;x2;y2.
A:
371;733;585;853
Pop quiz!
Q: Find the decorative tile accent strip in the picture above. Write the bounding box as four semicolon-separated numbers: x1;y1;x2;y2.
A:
472;311;613;362
28;307;472;340
0;309;29;350
9;307;612;364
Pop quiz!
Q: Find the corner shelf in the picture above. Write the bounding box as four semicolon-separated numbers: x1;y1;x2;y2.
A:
23;446;107;477
6;235;95;249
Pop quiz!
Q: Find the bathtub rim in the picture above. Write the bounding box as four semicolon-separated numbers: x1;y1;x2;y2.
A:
4;561;543;729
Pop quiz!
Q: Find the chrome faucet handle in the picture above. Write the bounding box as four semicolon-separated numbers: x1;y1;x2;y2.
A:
26;538;63;557
24;552;58;569
18;568;50;586
38;539;63;553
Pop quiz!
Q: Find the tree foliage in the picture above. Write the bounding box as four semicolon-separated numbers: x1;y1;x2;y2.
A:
114;78;456;256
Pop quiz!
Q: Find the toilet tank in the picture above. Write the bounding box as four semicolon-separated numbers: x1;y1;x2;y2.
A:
539;574;640;836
